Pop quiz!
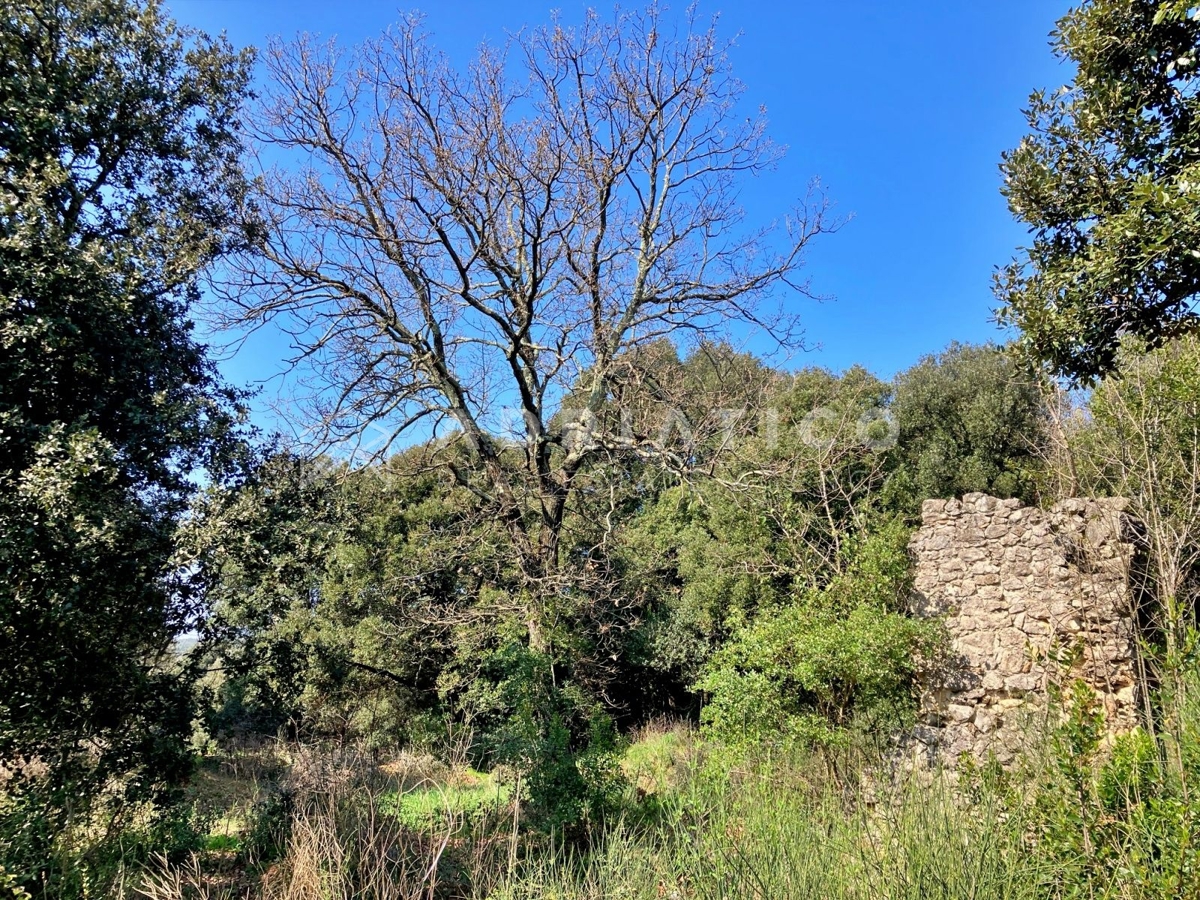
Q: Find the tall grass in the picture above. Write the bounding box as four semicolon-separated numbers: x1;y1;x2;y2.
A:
133;679;1200;900
136;743;514;900
492;757;1037;900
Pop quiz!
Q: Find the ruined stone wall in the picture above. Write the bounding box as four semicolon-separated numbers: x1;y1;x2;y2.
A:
908;493;1141;765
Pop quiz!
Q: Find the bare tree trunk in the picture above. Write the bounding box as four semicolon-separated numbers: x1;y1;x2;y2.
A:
219;5;834;672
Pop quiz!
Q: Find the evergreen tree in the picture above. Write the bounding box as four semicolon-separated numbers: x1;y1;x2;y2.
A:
997;0;1200;383
0;0;251;877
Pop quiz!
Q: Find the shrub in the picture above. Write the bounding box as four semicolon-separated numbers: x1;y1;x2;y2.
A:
479;646;628;837
1010;674;1200;900
696;522;943;748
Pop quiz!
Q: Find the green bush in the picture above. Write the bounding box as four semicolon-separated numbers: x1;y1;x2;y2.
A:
241;783;295;865
698;605;938;747
696;522;943;748
480;646;628;837
992;674;1200;900
0;782;211;900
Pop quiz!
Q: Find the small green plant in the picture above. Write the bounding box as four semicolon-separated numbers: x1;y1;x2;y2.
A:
241;783;294;865
0;866;30;900
1017;676;1200;899
202;832;241;853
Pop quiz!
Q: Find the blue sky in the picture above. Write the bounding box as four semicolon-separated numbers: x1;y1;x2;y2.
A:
170;0;1070;402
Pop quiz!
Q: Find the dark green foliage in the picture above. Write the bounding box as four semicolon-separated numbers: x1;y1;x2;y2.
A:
885;343;1047;514
0;0;251;889
696;521;944;748
484;647;627;835
190;449;631;832
197;350;1044;762
1014;676;1200;899
187;452;348;739
241;783;295;866
0;774;214;899
614;484;780;703
187;449;479;745
611;363;898;718
997;0;1200;384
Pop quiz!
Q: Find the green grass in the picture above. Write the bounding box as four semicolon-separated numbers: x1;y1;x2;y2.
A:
490;755;1041;900
621;726;690;797
378;767;512;830
487;679;1200;900
201;833;241;853
128;678;1200;899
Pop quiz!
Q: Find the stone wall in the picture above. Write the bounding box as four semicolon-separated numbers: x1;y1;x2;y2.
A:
907;493;1142;765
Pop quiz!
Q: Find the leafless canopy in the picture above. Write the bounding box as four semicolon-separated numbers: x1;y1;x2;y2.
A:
222;5;831;634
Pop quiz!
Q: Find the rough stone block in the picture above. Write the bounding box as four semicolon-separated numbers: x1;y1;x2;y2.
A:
922;499;948;521
1004;673;1040;693
974;709;998;733
947;704;975;723
907;493;1140;769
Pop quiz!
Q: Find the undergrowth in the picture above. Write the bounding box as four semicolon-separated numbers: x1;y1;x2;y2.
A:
29;671;1200;899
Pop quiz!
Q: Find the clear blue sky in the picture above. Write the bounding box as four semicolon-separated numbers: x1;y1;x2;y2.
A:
170;0;1070;397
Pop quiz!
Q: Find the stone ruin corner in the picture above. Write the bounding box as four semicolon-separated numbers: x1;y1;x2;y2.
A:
907;492;1143;766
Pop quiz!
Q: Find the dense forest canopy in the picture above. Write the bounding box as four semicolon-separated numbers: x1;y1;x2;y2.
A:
185;343;1043;752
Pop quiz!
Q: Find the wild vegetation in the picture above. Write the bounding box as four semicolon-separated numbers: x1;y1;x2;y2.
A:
2;0;1200;898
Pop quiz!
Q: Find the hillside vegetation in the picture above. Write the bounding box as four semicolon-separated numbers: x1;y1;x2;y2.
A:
3;1;1200;898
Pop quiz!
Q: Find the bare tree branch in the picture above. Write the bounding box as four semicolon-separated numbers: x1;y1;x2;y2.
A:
218;6;834;648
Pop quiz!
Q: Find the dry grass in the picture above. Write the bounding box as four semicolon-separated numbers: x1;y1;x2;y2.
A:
133;742;517;900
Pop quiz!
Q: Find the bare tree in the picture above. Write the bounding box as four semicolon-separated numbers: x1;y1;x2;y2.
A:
1050;338;1200;705
224;6;831;649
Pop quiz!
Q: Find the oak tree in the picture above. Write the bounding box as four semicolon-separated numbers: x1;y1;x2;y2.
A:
229;7;830;653
0;0;251;873
997;0;1200;383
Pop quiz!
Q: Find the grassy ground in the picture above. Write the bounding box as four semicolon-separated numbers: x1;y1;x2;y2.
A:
129;687;1200;900
379;767;511;831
